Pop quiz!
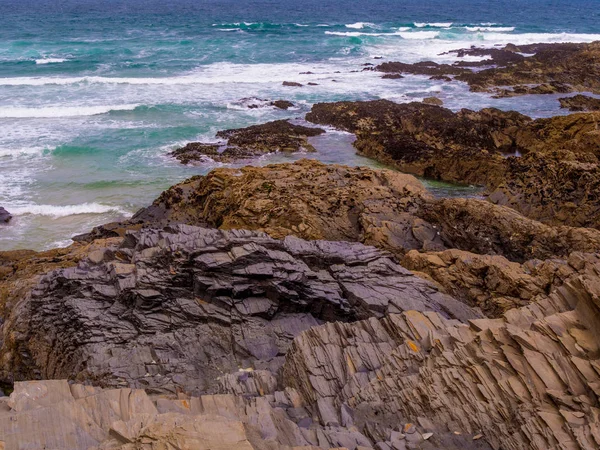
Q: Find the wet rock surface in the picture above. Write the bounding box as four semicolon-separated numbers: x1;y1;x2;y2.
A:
0;225;478;396
306;100;600;229
375;42;600;97
559;94;600;111
0;207;10;224
170;120;324;164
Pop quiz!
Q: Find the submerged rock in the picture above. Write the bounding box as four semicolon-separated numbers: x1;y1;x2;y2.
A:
271;99;295;109
0;207;11;224
169;120;324;164
282;81;303;87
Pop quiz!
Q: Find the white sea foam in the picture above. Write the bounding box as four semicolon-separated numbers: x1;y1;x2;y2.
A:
465;26;516;32
325;30;439;39
0;104;139;118
398;31;440;39
0;146;46;157
414;22;453;28
345;22;374;29
35;57;68;64
8;203;127;217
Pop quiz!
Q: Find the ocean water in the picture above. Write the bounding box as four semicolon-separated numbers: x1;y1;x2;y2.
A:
1;0;599;250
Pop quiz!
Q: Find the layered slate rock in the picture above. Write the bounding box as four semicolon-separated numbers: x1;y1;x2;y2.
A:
375;42;600;97
306;100;600;229
282;252;600;450
170;120;324;164
0;225;478;395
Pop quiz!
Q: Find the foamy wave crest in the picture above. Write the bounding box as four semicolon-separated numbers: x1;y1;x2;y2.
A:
477;32;600;45
35;57;68;64
345;22;374;29
0;146;45;157
414;22;453;28
325;30;439;39
0;104;139;118
8;203;127;217
398;31;440;39
466;26;516;32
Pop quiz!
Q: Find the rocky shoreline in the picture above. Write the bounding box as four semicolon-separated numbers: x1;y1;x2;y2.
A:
2;42;600;450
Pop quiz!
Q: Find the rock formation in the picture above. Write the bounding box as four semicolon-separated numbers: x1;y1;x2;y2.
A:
375;42;600;97
306;100;600;229
0;207;10;224
283;251;600;450
559;94;600;112
0;225;478;397
170;120;324;164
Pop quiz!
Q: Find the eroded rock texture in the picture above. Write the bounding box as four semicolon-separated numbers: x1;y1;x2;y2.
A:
306;101;600;229
283;252;600;450
170;120;324;164
0;225;478;396
375;42;600;97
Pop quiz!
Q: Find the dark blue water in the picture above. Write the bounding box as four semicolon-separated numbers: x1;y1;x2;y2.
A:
0;0;599;250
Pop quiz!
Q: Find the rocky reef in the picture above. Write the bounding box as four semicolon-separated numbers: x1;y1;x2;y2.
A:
375;41;600;97
306;100;600;229
170;120;324;164
559;95;600;112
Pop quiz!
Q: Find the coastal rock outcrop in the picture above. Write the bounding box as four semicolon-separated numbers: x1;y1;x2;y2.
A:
375;42;600;97
306;100;600;228
0;224;478;395
0;207;11;224
559;94;600;111
282;251;600;450
170;120;324;164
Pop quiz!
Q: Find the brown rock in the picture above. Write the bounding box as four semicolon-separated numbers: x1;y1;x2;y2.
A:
423;96;443;105
283;81;303;87
559;94;600;112
169;120;325;164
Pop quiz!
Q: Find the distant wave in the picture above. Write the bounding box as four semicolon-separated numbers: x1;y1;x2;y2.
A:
8;202;127;217
325;30;439;39
466;26;515;32
414;22;453;28
35;57;68;65
345;22;375;29
0;104;139;118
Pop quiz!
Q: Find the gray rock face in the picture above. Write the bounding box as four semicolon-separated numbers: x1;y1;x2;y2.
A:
1;225;479;395
0;207;11;224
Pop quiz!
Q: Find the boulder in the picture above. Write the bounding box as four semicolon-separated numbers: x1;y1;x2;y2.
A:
423;96;443;105
0;207;10;224
271;100;295;110
283;81;303;87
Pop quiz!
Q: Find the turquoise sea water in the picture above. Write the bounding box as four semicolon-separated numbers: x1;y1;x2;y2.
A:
1;0;599;250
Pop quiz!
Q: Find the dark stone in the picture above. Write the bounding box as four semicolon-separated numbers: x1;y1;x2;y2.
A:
0;207;11;224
